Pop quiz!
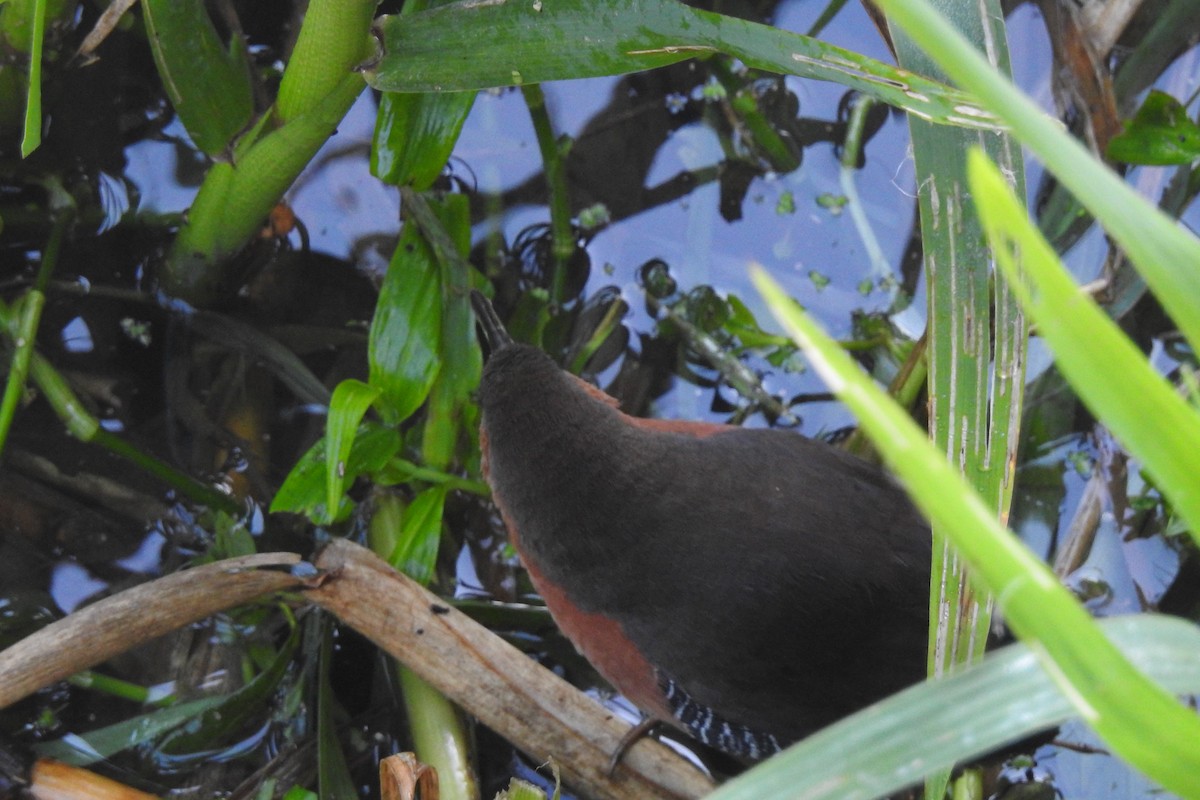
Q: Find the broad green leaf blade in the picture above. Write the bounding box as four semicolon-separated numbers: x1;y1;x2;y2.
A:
399;191;479;469
370;211;445;423
870;0;1200;355
325;379;381;525
141;0;254;157
754;268;1200;799
369;195;468;424
372;91;477;189
1107;90;1200;166
270;423;402;522
369;0;999;131
710;615;1200;800
968;149;1200;550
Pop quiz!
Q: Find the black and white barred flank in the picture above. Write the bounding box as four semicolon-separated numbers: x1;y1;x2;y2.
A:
660;673;783;761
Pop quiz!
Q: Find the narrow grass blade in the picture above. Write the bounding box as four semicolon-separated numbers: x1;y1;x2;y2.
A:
870;0;1200;353
754;268;1200;799
710;614;1200;800
968;149;1200;550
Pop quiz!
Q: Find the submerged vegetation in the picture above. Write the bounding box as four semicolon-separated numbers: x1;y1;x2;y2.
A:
0;0;1198;798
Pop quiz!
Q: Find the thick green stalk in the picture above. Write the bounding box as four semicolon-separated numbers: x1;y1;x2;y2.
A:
162;0;377;304
370;493;479;800
276;0;377;124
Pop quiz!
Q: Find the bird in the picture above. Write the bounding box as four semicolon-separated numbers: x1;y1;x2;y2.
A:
470;289;931;761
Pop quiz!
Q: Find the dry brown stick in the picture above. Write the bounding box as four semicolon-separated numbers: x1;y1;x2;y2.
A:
307;538;714;800
0;552;304;709
28;758;161;800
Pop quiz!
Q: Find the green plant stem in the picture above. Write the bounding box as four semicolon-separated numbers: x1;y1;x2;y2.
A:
568;298;626;375
0;211;69;454
69;670;173;706
163;0;376;304
387;458;489;496
0;298;240;512
94;429;239;514
651;296;798;424
710;58;800;173
0;293;43;456
521;84;574;306
369;492;479;800
805;0;850;38
398;666;479;800
837;95;891;286
275;0;377;124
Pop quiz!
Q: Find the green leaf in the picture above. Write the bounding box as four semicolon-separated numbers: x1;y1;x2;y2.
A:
281;789;318;800
372;91;477;189
368;0;998;131
33;694;226;765
19;0;44;156
412;192;478;469
754;267;1200;800
270;423;402;522
370;215;445;424
325;379;381;525
369;487;446;585
888;11;1025;798
968;148;1200;551
1107;90;1200;166
141;0;254;157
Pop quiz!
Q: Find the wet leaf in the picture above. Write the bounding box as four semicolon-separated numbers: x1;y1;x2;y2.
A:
325;378;380;525
723;294;791;349
372;91;477;189
370;218;443;424
270;423;402;523
142;0;254;157
368;0;997;131
418;194;478;469
1107;90;1200;166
